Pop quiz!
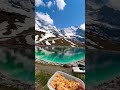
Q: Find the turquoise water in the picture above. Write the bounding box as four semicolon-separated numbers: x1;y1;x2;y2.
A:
86;50;120;86
35;46;85;64
0;46;34;84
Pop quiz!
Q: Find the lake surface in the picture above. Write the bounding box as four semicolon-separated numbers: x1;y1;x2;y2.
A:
35;46;85;64
0;46;34;84
86;49;120;86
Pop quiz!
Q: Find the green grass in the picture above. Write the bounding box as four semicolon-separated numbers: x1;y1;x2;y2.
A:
35;71;52;86
72;72;85;81
35;71;85;90
36;71;85;85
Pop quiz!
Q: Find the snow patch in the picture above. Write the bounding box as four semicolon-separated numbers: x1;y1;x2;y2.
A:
46;41;51;45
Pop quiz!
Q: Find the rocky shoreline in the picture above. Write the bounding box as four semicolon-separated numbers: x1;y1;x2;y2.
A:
0;72;34;90
86;76;120;90
35;57;85;67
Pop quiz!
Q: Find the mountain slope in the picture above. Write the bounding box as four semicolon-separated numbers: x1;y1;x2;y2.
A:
86;0;120;50
0;0;34;46
35;26;84;47
35;21;85;47
61;26;85;43
35;11;85;47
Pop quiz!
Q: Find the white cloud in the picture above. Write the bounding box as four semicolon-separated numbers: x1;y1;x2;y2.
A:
108;0;120;10
36;12;53;25
53;0;56;5
47;1;52;8
35;0;45;7
80;23;85;30
56;0;66;10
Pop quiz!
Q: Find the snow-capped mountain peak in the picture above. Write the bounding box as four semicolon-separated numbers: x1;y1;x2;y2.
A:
35;11;85;47
35;19;85;47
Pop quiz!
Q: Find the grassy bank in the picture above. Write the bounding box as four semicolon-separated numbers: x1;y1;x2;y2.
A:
35;63;85;90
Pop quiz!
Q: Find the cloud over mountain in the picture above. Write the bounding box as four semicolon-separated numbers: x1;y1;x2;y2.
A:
80;23;85;30
35;0;45;7
36;12;53;25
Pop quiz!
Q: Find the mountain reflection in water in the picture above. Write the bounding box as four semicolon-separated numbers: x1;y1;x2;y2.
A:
86;49;120;86
35;46;85;64
0;46;34;84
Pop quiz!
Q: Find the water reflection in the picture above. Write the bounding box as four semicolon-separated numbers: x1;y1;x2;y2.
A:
0;46;34;84
86;49;120;87
35;46;85;64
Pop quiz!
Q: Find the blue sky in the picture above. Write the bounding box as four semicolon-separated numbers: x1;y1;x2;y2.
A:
35;0;85;29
